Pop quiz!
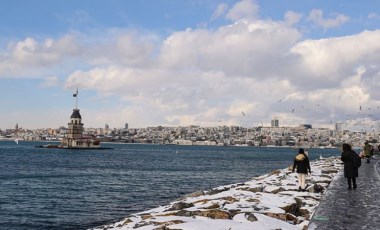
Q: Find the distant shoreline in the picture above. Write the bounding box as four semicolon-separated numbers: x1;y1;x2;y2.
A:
0;139;339;149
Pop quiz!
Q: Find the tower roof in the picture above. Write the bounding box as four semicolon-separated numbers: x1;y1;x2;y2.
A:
70;109;82;119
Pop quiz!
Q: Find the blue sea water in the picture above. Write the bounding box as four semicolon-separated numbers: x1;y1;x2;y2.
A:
0;141;340;230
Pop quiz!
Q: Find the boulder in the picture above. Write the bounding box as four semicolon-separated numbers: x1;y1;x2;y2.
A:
237;186;264;193
184;190;205;198
286;213;298;224
167;202;194;211
229;209;242;218
245;212;258;222
269;169;282;176
195;209;231;219
307;184;324;193
141;214;153;220
265;212;287;221
321;169;338;174
221;196;239;203
175;210;194;217
205;203;220;209
208;187;230;195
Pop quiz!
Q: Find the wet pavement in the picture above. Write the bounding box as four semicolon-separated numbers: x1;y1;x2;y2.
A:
309;155;380;230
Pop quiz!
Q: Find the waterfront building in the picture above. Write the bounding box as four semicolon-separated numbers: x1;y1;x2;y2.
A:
271;117;279;128
335;122;344;133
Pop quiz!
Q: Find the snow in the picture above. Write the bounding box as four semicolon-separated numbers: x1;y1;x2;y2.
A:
91;157;342;230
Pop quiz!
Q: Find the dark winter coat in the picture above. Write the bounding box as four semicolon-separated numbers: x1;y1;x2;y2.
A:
341;150;359;178
293;153;311;174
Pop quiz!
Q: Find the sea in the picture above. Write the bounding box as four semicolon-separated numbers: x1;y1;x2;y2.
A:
0;141;340;230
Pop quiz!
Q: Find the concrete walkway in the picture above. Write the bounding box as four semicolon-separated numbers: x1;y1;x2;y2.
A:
309;155;380;230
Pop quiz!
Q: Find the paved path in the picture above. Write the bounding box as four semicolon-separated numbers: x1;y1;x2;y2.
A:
309;155;380;230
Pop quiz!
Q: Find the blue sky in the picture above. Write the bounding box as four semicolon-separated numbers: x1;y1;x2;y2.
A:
0;0;380;130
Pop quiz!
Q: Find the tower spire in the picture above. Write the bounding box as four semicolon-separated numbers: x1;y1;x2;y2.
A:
73;89;79;109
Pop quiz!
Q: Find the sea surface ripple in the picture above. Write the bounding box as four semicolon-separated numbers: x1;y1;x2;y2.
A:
0;141;339;230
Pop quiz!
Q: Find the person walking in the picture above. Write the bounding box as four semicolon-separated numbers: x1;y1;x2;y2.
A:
363;141;372;163
341;143;359;190
292;148;311;192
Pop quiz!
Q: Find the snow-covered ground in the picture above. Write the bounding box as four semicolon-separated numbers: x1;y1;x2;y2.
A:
93;157;342;230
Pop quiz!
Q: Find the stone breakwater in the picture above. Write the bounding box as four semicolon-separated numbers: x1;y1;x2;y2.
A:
94;157;342;230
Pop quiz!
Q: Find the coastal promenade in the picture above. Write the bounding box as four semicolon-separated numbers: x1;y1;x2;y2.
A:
309;155;380;230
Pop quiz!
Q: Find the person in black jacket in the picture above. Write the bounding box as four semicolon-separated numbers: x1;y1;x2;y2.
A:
341;143;359;190
292;148;311;191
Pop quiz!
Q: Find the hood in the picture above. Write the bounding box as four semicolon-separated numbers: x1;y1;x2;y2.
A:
295;153;306;161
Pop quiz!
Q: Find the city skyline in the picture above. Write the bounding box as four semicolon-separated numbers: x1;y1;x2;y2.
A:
1;0;380;131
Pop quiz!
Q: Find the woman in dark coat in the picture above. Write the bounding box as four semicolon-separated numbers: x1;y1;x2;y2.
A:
341;143;359;189
292;148;311;191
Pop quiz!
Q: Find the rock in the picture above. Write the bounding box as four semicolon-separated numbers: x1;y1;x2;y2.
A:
208;187;230;195
237;186;264;193
118;218;133;227
167;202;194;211
321;169;338;174
229;209;241;218
266;186;285;194
280;202;298;215
193;199;210;204
299;207;310;217
320;174;332;179
195;209;231;219
245;212;258;222
205;203;220;209
141;214;152;220
134;221;153;229
152;220;185;230
246;198;260;203
265;212;287;221
294;197;304;209
184;190;205;198
286;213;297;224
269;169;282;176
307;183;324;193
221;196;239;203
175;210;194;217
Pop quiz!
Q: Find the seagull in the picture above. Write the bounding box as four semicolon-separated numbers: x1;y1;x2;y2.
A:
291;109;295;113
242;111;245;116
360;106;362;111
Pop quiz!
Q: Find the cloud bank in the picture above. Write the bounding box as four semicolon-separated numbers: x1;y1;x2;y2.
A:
1;0;379;130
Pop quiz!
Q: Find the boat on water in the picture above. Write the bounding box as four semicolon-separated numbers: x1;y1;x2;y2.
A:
37;90;112;150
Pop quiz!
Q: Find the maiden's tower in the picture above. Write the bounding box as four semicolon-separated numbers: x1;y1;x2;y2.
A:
60;107;101;148
38;90;110;149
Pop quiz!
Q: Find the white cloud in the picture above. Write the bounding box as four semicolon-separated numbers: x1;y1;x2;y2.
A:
40;76;60;88
226;0;259;22
0;35;80;77
2;4;380;129
289;30;380;88
368;13;380;20
210;3;228;21
308;9;349;29
284;11;302;26
61;18;380;128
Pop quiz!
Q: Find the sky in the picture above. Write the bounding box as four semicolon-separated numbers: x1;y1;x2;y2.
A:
1;0;380;131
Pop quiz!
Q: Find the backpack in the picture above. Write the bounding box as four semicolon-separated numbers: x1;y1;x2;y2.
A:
352;151;361;168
